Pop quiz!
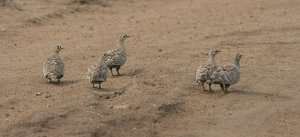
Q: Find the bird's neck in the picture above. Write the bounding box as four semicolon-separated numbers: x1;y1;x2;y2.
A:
52;50;60;55
235;59;240;68
117;39;125;47
207;55;216;64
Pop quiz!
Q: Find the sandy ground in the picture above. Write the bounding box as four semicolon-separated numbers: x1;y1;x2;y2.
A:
0;0;300;136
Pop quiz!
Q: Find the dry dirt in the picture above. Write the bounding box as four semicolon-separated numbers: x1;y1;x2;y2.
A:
1;0;300;137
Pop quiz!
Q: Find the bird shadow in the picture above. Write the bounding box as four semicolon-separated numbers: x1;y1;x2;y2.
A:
185;84;217;95
53;80;81;87
127;68;145;77
88;87;125;100
88;87;119;92
109;68;145;78
110;74;125;78
220;89;291;100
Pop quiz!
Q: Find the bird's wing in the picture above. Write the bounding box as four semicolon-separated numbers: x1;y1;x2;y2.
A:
43;55;64;76
196;64;218;83
105;47;126;66
87;64;108;82
106;48;121;58
97;64;109;81
211;65;238;84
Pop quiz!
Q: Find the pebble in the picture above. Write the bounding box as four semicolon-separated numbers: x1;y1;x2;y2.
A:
36;92;42;96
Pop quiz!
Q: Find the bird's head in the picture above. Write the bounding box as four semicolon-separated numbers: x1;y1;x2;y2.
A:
119;33;130;41
210;49;221;56
236;53;242;61
54;45;64;53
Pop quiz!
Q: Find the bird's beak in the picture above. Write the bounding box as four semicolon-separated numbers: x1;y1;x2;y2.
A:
127;35;130;37
216;50;221;52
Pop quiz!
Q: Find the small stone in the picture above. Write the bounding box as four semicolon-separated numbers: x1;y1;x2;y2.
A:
36;92;42;96
158;49;162;52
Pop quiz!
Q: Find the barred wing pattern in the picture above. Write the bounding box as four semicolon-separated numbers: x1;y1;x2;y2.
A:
105;47;127;66
196;63;218;84
43;55;64;79
87;63;109;83
211;65;240;85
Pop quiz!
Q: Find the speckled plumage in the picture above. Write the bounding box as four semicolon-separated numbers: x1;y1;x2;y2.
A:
208;53;242;93
87;54;112;88
105;33;130;76
105;45;127;66
196;49;221;91
43;45;65;83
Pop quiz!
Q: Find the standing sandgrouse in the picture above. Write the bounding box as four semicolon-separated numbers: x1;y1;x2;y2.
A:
87;54;112;88
104;33;130;76
43;45;65;83
207;53;242;93
196;49;221;91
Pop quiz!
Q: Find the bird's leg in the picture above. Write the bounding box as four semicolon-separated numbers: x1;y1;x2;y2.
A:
58;79;60;83
219;84;225;91
201;84;207;91
99;83;101;89
224;84;230;94
116;66;121;76
208;83;213;92
92;83;95;88
109;67;114;76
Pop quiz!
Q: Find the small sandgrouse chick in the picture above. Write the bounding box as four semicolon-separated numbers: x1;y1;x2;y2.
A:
104;33;130;76
87;54;112;88
207;53;242;93
43;45;65;83
196;49;221;91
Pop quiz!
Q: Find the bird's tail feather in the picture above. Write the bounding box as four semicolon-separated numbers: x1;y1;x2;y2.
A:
50;73;58;81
